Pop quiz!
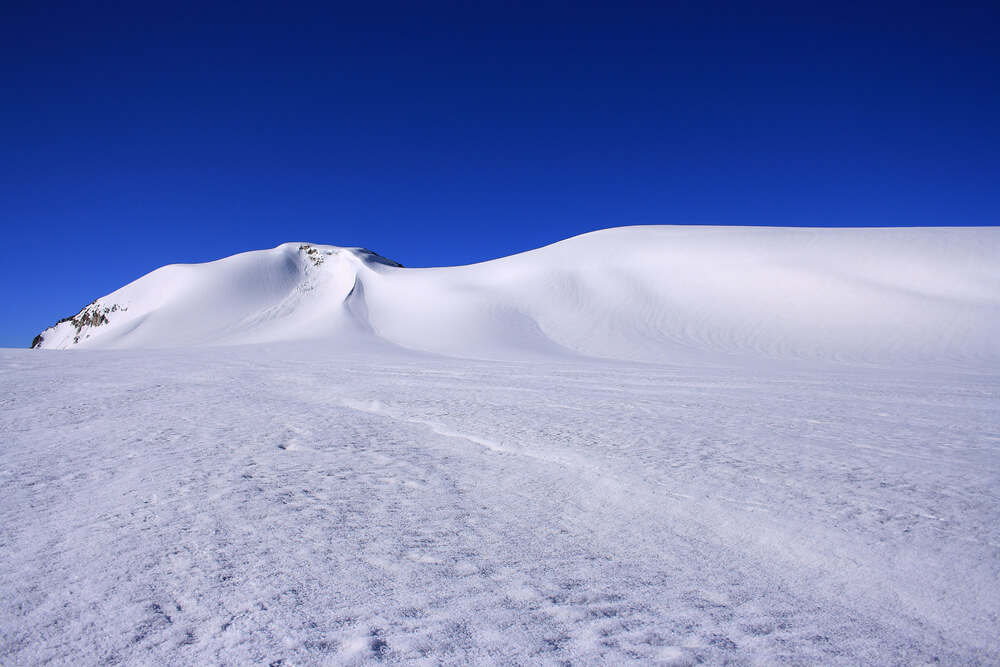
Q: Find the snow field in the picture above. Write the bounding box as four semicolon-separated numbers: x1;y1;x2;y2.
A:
2;346;997;664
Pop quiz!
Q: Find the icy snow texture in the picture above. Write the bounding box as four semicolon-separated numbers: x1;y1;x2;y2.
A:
7;226;1000;664
1;347;998;664
32;226;1000;369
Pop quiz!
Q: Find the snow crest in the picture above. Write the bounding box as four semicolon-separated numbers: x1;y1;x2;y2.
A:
32;227;1000;368
32;243;397;350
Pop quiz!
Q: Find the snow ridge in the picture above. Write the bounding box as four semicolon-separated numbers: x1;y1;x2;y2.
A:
32;226;1000;368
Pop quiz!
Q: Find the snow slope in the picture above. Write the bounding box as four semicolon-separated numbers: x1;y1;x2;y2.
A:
8;226;1000;664
32;227;1000;368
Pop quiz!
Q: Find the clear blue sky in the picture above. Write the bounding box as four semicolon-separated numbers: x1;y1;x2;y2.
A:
2;1;998;347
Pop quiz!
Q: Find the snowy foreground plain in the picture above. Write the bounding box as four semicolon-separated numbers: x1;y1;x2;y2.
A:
4;227;1000;664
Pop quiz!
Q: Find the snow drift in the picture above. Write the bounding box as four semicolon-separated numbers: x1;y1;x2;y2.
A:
32;226;1000;367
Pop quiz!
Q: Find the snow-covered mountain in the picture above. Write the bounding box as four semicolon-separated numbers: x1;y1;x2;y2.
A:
32;226;1000;367
9;228;1000;664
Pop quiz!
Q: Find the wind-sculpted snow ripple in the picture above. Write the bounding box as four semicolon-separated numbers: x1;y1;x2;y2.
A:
2;347;998;664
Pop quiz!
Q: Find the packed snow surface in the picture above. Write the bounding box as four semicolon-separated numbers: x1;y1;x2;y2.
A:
32;227;1000;369
7;226;1000;664
1;346;998;664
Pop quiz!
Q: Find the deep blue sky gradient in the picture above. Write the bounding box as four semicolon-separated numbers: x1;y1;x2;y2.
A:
2;1;998;347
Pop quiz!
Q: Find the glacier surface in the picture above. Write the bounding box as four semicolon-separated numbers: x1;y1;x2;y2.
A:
6;226;1000;664
31;226;1000;370
2;347;998;664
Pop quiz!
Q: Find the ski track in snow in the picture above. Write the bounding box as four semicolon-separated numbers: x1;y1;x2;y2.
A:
1;347;998;665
